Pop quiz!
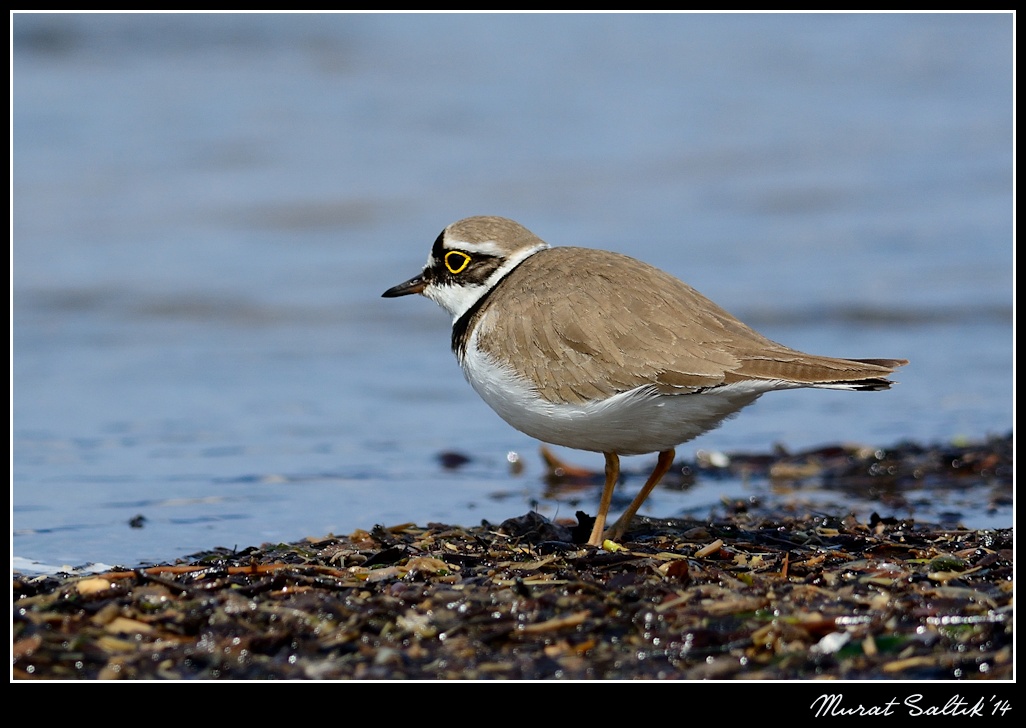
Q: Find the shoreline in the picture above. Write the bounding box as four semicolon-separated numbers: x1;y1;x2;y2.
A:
14;433;1012;681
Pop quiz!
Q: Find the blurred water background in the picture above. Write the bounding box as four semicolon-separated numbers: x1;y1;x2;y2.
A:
12;12;1013;573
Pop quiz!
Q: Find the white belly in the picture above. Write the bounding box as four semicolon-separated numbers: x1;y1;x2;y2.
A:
460;341;771;456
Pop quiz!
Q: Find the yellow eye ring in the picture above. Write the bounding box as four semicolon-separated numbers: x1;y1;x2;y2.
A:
445;251;472;274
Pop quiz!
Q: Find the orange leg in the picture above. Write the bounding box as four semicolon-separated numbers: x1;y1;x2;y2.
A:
587;452;620;546
605;449;675;542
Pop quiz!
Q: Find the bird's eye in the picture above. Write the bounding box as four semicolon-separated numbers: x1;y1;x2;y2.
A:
444;251;472;274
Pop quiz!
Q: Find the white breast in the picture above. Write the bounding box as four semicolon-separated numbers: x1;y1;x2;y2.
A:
459;328;776;456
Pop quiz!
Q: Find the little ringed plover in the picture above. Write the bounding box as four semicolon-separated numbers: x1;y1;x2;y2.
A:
383;216;907;547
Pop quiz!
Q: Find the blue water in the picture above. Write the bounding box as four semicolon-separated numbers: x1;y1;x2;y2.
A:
12;12;1013;573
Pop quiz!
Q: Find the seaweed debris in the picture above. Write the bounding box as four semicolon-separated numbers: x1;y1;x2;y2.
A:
14;510;1011;680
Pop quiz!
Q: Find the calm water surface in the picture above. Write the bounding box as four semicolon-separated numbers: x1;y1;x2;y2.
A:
12;13;1013;573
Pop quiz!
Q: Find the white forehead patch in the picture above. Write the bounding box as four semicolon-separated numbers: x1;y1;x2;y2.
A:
447;239;507;256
